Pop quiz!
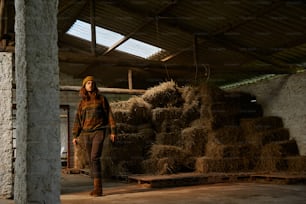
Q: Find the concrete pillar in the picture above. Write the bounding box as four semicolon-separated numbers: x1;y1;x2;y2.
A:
0;53;13;198
14;0;60;203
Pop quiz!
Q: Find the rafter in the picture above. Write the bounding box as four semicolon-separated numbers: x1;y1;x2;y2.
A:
102;0;178;55
161;0;286;62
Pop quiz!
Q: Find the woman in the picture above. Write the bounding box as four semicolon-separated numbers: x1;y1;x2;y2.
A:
72;76;116;197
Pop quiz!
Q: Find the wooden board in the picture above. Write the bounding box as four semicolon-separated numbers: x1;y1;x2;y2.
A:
251;173;306;184
128;172;253;188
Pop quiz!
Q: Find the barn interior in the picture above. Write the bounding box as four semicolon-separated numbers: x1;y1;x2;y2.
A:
0;0;306;203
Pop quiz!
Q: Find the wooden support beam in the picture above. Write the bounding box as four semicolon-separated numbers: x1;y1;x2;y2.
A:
102;1;178;55
90;0;96;56
60;85;145;95
128;69;133;90
161;0;286;63
58;51;296;74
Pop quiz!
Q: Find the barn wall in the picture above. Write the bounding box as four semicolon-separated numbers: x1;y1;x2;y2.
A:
229;71;306;155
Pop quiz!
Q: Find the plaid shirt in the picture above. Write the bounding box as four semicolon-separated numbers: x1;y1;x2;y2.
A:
72;95;116;138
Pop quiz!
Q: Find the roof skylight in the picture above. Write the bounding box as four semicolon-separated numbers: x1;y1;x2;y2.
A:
67;20;162;59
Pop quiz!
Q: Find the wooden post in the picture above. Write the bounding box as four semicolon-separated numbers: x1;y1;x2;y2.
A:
128;69;133;90
90;0;96;56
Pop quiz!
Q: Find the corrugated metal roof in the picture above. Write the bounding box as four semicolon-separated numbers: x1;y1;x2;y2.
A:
55;0;306;88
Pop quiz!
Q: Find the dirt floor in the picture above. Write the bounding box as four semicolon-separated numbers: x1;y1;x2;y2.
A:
2;172;306;204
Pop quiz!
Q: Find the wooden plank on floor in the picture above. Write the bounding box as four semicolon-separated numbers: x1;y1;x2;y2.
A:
128;172;253;188
251;173;306;184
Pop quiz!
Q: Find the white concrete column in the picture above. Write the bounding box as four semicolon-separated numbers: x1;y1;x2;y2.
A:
0;52;13;198
14;0;60;203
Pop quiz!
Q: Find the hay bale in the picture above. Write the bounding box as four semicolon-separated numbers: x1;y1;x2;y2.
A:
181;126;208;156
127;96;152;125
142;80;183;108
101;157;116;178
181;100;201;125
286;156;306;172
248;128;290;146
195;157;252;173
257;140;300;172
256;157;287;172
261;140;300;157
102;132;147;176
200;103;240;130
179;85;200;105
111;96;152;125
73;132;93;169
205;142;258;159
152;107;183;132
156;157;177;174
143;156;195;175
160;119;184;133
73;143;89;169
210;126;244;145
156;132;182;146
116;123;138;134
137;124;155;140
112;110;131;124
198;83;226;105
110;100;131;110
145;144;194;174
150;144;190;159
152;107;182;122
142;158;158;174
240;116;284;135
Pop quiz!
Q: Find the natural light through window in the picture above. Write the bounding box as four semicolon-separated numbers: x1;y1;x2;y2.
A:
67;20;162;58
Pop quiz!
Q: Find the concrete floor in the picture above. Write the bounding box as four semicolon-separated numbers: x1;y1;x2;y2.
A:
2;173;306;204
60;173;306;204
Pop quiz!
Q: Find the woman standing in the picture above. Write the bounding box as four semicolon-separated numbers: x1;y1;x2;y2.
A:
72;76;116;197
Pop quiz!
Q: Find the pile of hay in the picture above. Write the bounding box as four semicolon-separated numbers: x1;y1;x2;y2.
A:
209;126;245;144
156;132;182;146
152;107;183;132
286;156;306;172
195;156;251;173
160;119;184;133
142;80;183;108
240;116;284;136
205;142;257;159
257;140;300;172
111;96;152;125
180;126;208;157
102;131;153;178
248;128;290;146
70;81;305;178
143;144;194;174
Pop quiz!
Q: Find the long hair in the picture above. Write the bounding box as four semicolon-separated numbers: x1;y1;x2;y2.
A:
79;81;100;100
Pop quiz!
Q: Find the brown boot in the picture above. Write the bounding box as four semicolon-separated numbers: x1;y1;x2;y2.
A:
90;178;103;196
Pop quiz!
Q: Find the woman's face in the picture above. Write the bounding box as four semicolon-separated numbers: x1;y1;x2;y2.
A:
85;80;94;92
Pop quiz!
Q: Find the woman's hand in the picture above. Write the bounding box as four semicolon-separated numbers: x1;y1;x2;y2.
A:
109;133;116;143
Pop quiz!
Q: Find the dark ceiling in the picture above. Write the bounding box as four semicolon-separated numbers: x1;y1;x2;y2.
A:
1;0;306;89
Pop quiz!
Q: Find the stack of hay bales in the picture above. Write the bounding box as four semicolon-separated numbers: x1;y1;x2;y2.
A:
196;126;258;173
74;80;305;178
142;81;195;174
101;96;155;178
240;117;304;172
195;84;263;173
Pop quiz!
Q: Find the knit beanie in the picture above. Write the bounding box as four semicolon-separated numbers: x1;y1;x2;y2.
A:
82;76;94;87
